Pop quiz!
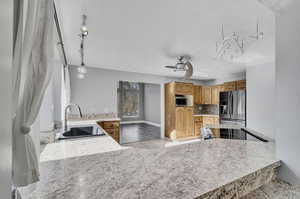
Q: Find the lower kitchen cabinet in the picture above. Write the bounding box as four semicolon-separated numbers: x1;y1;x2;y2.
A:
196;116;220;138
98;121;120;143
176;107;194;138
194;116;203;137
175;107;185;138
185;107;194;137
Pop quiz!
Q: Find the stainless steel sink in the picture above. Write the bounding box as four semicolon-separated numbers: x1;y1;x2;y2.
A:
58;126;104;140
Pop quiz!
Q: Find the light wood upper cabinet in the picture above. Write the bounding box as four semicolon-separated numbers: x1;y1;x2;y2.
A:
175;107;186;138
185;107;194;137
236;80;246;90
175;82;193;95
222;80;246;91
218;85;225;92
223;81;237;91
202;86;219;105
193;85;202;105
211;86;219;105
202;86;212;104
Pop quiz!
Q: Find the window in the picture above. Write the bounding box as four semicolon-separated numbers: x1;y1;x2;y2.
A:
118;81;144;119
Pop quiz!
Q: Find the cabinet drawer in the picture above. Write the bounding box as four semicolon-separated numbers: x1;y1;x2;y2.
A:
102;121;120;129
213;118;219;124
203;117;214;124
202;86;212;104
194;116;203;122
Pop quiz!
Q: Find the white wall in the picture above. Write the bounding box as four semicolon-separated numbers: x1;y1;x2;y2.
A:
204;72;246;85
276;1;300;185
144;83;161;124
0;0;13;197
69;66;204;114
246;63;275;139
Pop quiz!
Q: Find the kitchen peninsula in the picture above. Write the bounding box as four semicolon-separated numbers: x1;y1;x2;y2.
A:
20;139;280;199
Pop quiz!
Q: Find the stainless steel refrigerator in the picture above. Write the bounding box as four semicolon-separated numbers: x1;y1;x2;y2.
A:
219;90;246;127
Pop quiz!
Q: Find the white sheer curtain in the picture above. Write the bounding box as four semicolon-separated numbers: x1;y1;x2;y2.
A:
12;0;54;187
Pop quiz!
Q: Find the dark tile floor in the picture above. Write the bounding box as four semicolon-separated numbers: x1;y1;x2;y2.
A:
120;123;161;144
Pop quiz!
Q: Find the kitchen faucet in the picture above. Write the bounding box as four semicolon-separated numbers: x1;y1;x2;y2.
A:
64;104;83;131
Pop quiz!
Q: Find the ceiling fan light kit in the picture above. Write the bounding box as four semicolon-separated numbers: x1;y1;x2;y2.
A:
164;56;194;79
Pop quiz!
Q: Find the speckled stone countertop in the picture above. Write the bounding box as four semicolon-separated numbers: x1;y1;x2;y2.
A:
67;113;121;126
193;114;219;117
20;139;279;199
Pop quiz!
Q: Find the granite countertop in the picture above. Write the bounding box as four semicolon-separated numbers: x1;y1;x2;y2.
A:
20;139;280;199
67;117;120;127
67;113;120;127
193;114;219;117
206;123;243;129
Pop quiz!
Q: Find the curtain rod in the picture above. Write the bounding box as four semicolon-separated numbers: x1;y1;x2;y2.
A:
53;1;68;67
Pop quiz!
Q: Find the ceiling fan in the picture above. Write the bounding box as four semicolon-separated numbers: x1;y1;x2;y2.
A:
164;56;194;79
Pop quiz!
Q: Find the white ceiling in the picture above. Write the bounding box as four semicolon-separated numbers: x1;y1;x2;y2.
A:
58;0;275;80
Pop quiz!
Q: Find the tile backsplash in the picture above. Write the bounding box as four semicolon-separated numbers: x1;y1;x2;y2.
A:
194;104;219;115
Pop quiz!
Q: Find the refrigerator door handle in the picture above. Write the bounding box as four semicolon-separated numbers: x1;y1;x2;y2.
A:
229;91;233;119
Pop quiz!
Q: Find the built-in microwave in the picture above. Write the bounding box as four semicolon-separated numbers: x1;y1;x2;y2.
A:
175;95;187;106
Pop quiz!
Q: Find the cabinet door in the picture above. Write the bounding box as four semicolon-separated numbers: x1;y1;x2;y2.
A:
185;107;194;137
211;86;219;105
175;82;193;95
218;85;225;92
223;81;236;91
194;122;203;137
212;118;220;138
213;117;219;124
202;117;214;127
175;107;186;138
202;86;212;104
236;80;246;90
193;85;202;104
106;129;120;142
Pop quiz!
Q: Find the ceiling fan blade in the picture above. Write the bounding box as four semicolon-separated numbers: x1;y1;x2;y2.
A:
165;65;177;69
184;61;193;79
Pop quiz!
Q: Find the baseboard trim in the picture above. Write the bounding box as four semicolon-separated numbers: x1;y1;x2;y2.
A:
120;120;161;127
144;121;161;127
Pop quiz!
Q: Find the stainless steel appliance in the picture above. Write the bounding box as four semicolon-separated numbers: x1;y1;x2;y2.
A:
219;90;246;126
209;128;268;142
175;95;188;106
